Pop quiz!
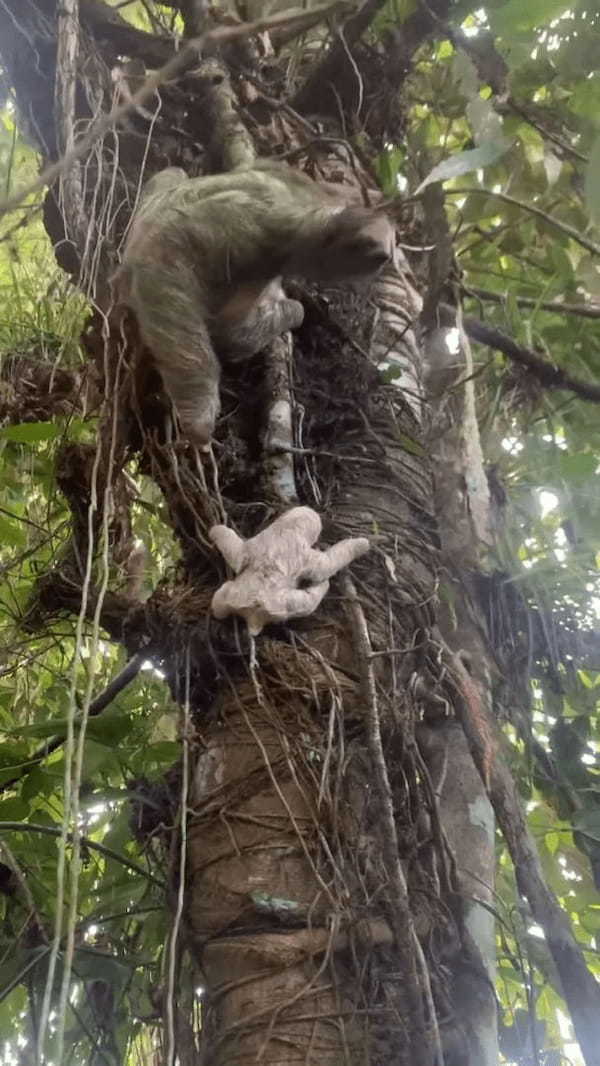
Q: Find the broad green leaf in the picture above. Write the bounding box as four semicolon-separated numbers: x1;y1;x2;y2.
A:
21;764;60;802
390;0;417;19
545;831;560;854
80;739;121;778
557;452;597;480
584;134;600;226
375;146;406;197
466;97;505;144
580;906;600;934
414;138;511;194
7;719;68;739
573;808;600;843
85;710;134;744
145;741;181;763
0;515;26;546
0;421;59;443
72;948;132;987
569;75;600;121
452;50;479;98
491;0;572;34
0;796;30;820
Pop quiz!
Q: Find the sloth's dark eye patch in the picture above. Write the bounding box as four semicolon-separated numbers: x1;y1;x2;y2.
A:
343;239;370;253
297;575;314;589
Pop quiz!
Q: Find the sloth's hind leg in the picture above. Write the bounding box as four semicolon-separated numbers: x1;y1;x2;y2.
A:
130;261;220;448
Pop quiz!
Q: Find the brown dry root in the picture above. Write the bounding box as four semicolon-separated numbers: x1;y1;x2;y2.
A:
0;354;90;424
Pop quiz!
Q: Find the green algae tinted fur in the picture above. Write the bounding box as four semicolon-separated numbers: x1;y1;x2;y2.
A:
116;162;394;448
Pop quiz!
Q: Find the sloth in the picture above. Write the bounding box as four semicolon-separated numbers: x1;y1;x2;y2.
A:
115;162;394;448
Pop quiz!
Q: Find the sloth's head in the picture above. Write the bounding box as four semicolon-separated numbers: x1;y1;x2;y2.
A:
292;207;394;283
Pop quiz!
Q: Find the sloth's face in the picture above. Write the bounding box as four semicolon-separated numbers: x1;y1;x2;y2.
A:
313;209;394;281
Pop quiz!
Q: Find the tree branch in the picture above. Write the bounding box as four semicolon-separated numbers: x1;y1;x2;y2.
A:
465;286;600;322
450;652;600;1066
80;0;173;65
505;99;588;164
439;304;600;403
0;653;145;794
0;2;343;221
0;821;164;887
445;187;600;258
343;576;439;1063
292;0;387;115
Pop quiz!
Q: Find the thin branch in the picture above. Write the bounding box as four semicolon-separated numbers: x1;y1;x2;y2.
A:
0;2;344;222
343;575;441;1065
55;0;86;260
449;652;600;1066
0;822;164;887
180;0;209;37
292;0;387;114
55;0;79;159
0;653;145;794
445;187;600;258
464;286;600;322
439;304;600;403
0;947;51;1007
506;99;588;164
80;0;172;65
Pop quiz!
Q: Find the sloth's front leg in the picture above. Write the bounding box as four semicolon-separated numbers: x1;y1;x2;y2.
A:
214;278;304;362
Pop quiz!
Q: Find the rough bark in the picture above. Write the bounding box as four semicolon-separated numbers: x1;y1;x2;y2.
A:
423;325;498;1066
0;2;572;1065
0;4;493;1060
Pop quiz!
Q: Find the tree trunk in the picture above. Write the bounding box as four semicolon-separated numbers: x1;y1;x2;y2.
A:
0;2;501;1063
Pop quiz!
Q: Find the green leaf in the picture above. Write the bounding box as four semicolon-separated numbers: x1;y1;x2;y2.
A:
375;146;406;197
451;50;479;98
0;797;31;821
85;710;133;745
7;711;131;744
80;739;120;778
580;905;600;934
573;808;600;843
396;433;425;457
414;139;511;194
72;947;132;988
389;0;417;20
491;0;572;34
557;452;597;480
569;75;600;121
0;421;59;443
0;515;26;546
545;831;560;855
466;97;505;144
8;719;68;739
21;765;60;802
145;741;181;763
584;134;600;227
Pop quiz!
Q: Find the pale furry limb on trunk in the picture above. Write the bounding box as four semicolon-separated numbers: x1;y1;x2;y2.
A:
210;506;370;635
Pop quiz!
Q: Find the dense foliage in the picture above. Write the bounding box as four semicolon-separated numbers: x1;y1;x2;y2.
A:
0;1;598;1063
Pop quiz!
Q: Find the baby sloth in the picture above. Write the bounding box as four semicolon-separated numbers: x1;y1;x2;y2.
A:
116;162;394;448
